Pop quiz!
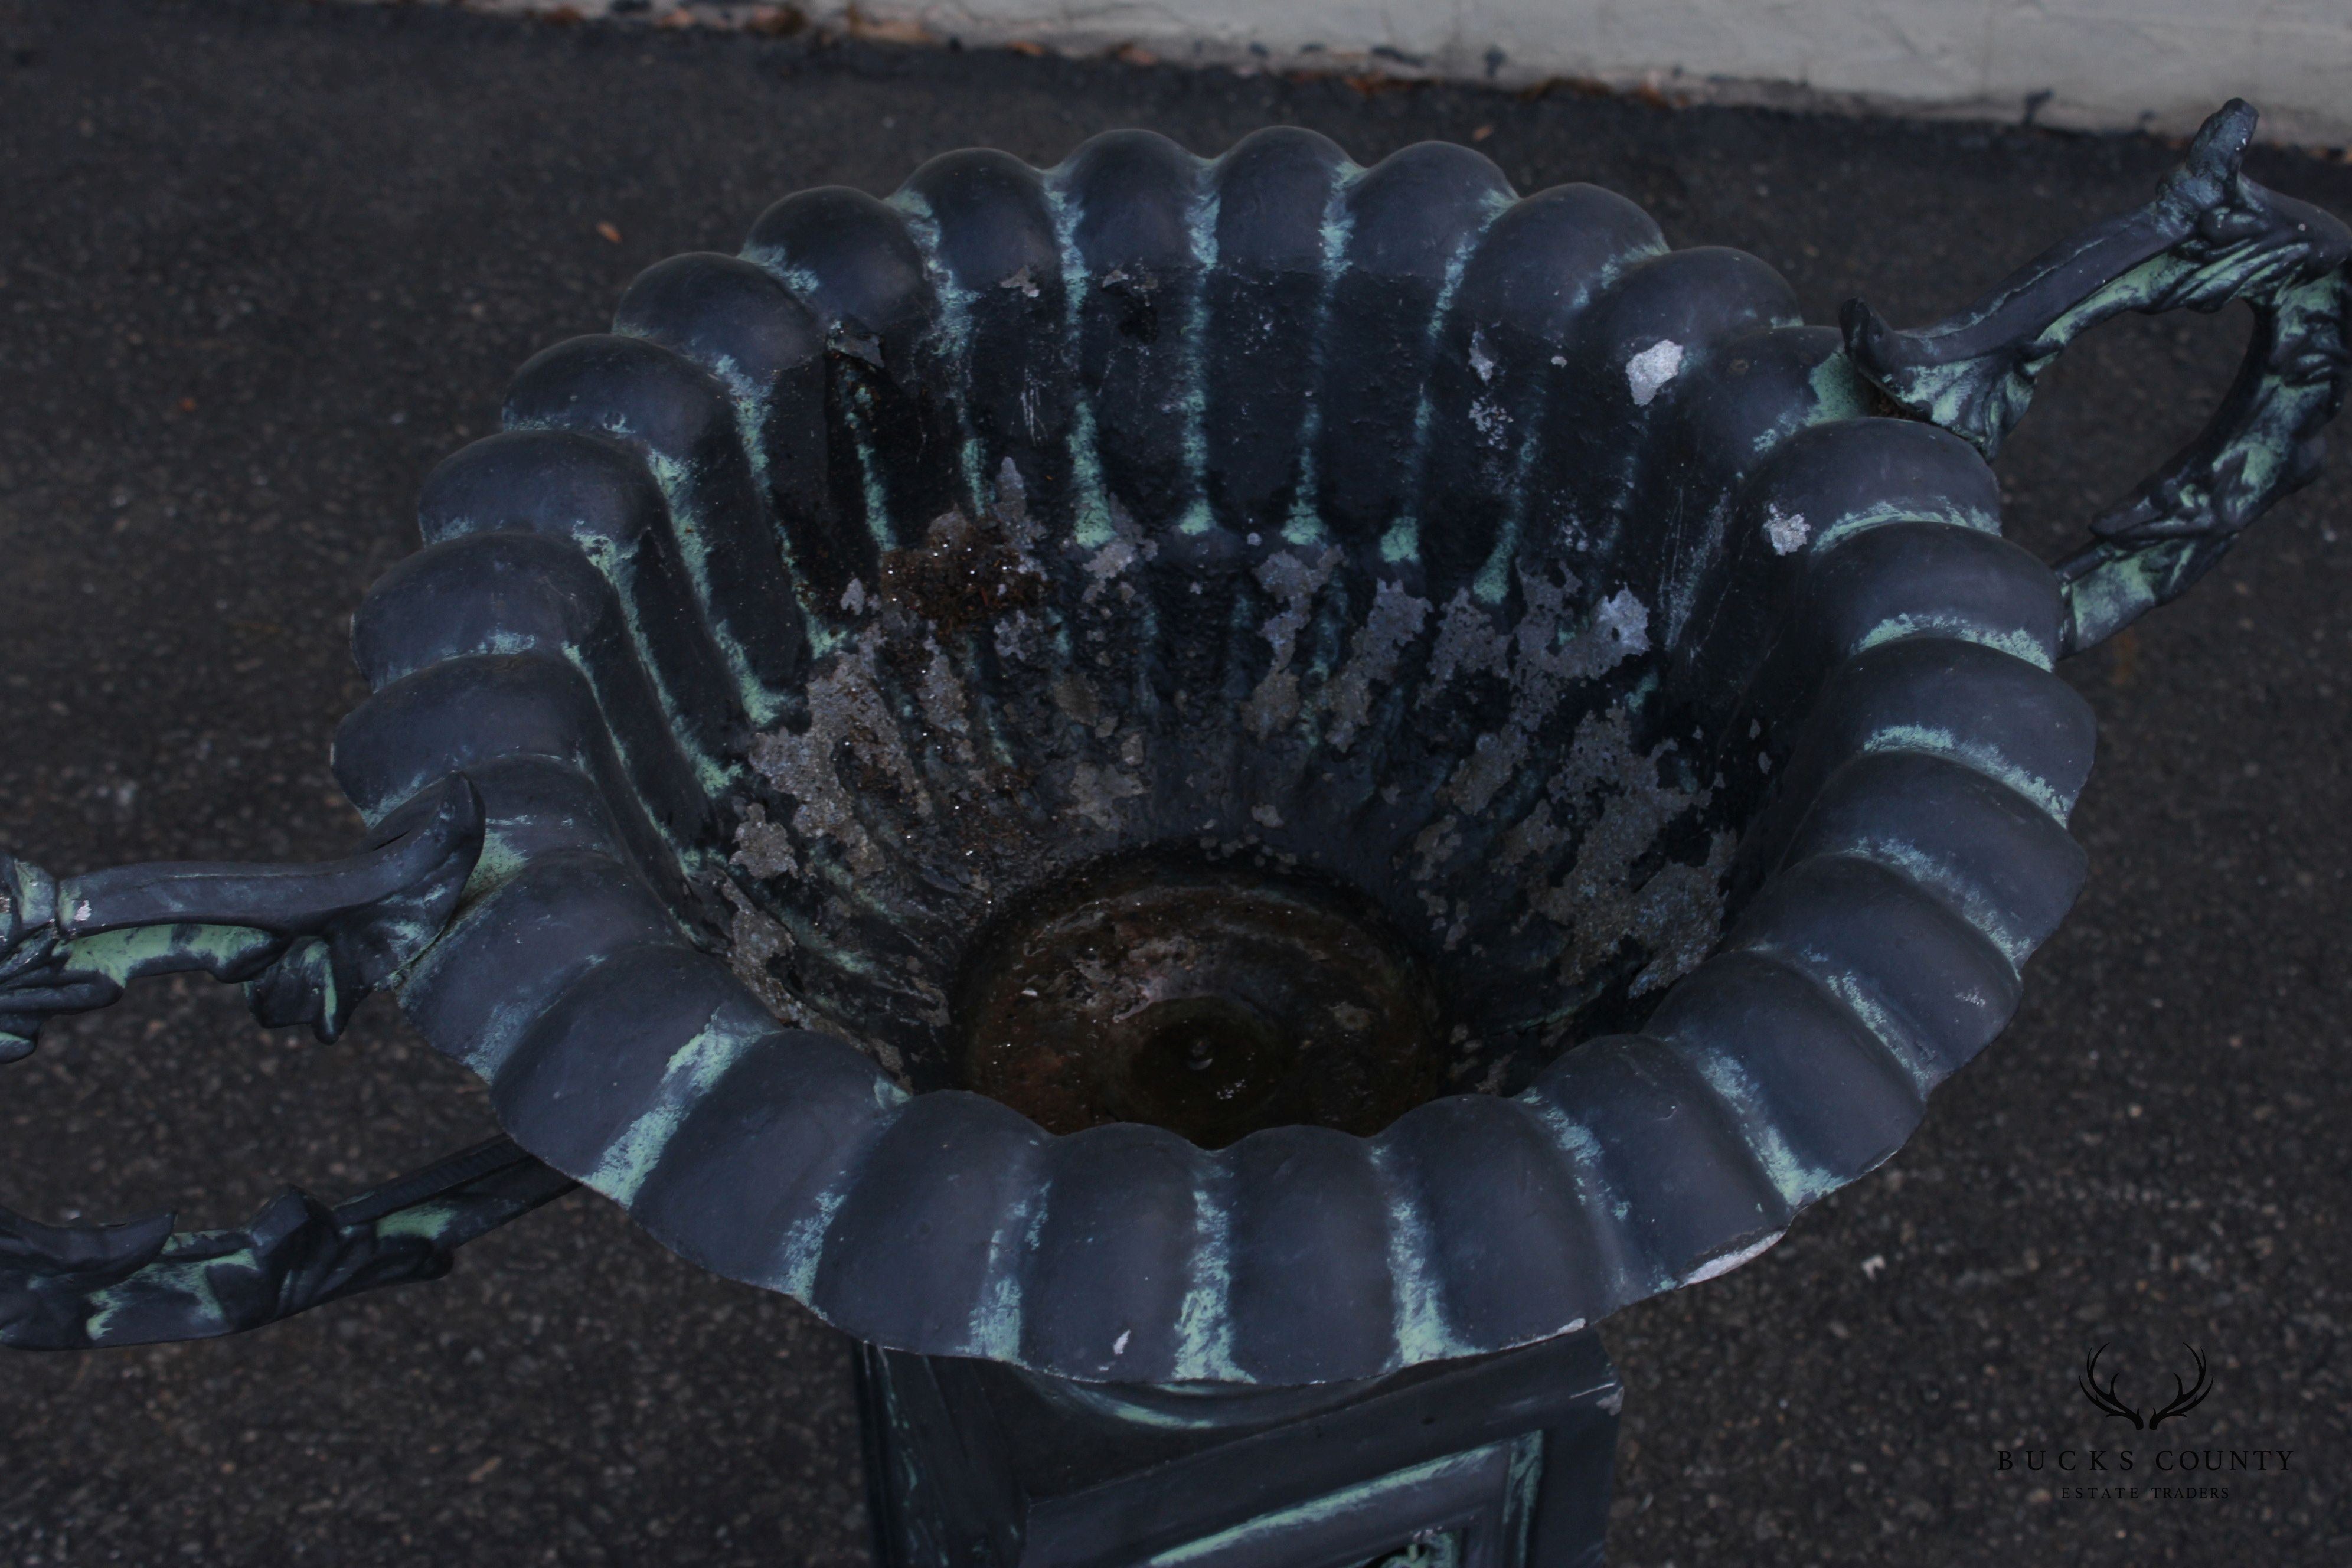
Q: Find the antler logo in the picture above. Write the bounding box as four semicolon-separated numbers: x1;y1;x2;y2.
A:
2077;1343;2213;1430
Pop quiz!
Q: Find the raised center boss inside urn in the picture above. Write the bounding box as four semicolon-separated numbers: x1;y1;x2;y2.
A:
953;857;1444;1147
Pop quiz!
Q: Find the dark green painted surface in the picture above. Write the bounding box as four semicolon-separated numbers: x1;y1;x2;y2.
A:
2;2;2348;1562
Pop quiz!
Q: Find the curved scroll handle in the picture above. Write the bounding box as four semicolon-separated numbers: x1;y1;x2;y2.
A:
2;1136;576;1350
0;774;574;1347
0;774;485;1059
1843;100;2352;655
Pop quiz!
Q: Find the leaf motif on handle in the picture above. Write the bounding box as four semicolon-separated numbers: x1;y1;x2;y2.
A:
1;1138;574;1350
1842;100;2352;655
0;775;484;1059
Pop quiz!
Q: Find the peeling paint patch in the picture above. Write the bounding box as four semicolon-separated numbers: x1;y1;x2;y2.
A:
747;629;929;880
1070;760;1146;831
1518;705;1736;1004
1421;589;1510;696
1243;545;1344;738
1468;327;1499;384
1625;339;1684;407
1324;581;1432;750
1763;504;1811;554
731;802;799;879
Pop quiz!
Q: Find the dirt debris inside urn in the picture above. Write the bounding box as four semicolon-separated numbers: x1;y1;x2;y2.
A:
722;448;1734;1109
6;4;2346;1563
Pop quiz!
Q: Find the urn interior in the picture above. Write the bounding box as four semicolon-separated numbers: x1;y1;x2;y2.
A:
337;125;2103;1384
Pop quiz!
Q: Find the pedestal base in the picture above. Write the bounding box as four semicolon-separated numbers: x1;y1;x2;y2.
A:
856;1329;1620;1568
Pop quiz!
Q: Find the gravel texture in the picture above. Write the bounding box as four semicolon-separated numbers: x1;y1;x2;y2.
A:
1;3;2347;1564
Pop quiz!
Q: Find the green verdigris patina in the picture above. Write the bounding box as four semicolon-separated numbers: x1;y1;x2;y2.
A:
1845;99;2351;655
0;777;577;1350
2;97;2346;1568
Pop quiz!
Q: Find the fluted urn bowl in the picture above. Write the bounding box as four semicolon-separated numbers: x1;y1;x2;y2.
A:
331;125;2194;1387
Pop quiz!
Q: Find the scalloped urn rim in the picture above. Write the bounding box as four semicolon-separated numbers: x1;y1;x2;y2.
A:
333;125;2099;1386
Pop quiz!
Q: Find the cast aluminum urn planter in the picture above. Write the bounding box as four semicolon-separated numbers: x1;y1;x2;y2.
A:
3;100;2346;1567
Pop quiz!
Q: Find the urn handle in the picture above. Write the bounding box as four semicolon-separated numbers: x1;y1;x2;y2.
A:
1843;100;2352;655
0;775;488;1058
0;775;578;1348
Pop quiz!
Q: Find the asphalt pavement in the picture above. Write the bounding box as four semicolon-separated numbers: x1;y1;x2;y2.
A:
1;3;2347;1564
